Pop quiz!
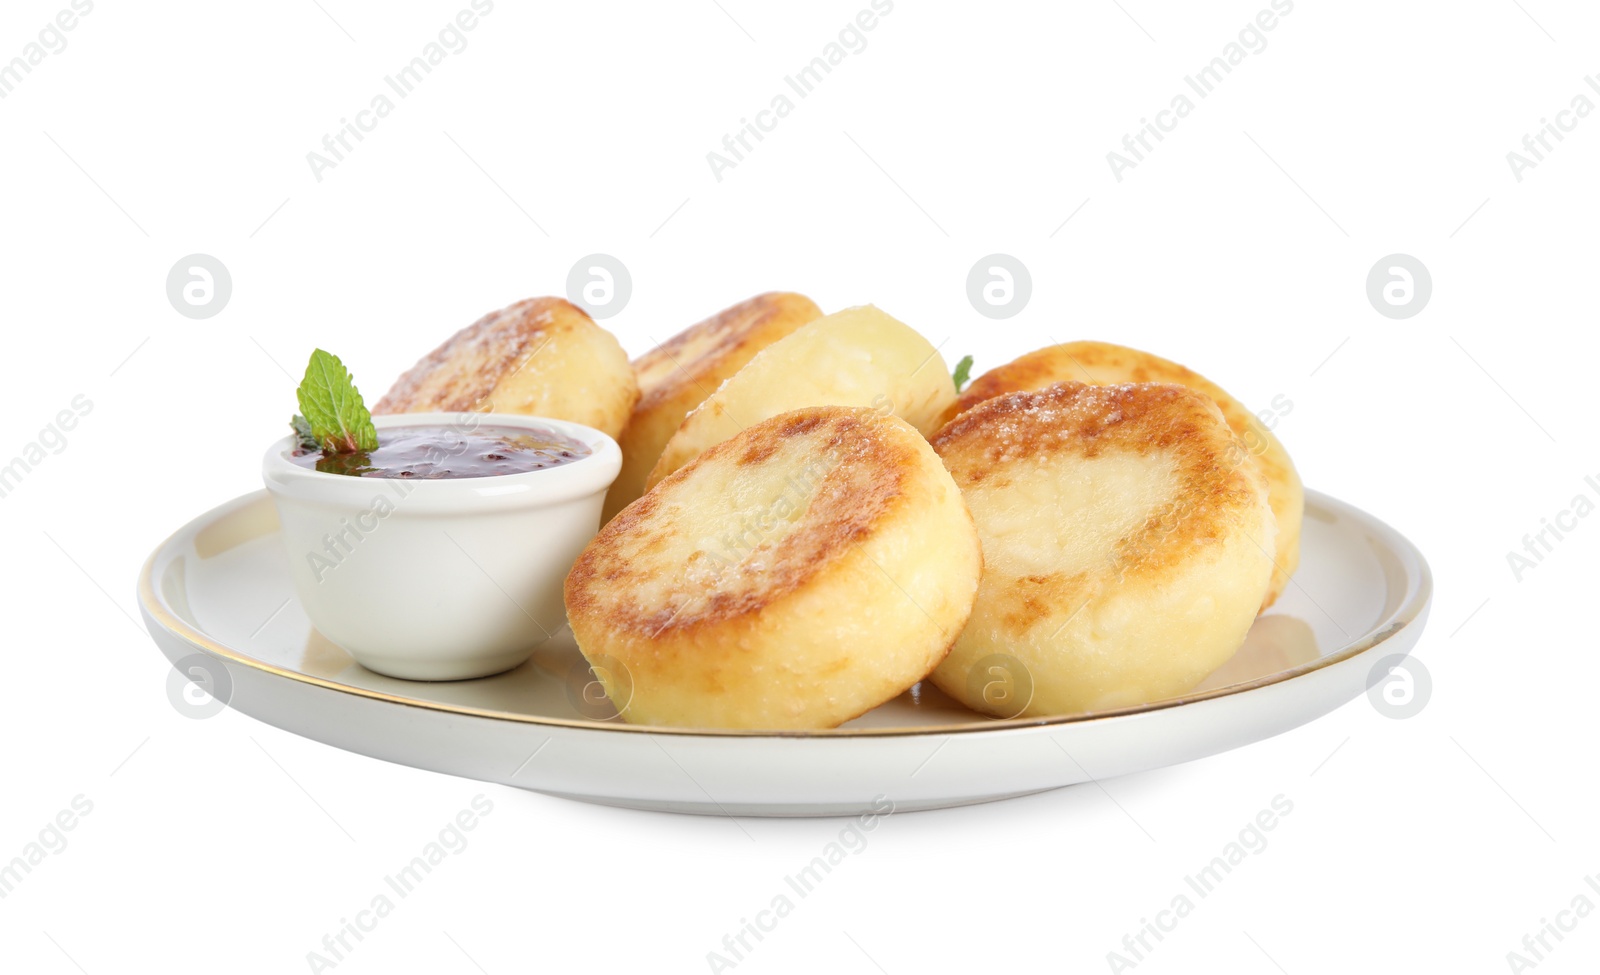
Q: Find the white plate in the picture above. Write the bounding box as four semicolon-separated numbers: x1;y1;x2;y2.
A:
138;489;1430;817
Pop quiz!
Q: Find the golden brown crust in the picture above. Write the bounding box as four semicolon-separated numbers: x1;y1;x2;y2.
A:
952;355;1094;420
601;293;821;524
942;340;1301;611
946;340;1292;493
632;292;821;415
949;342;1217;421
567;403;981;730
998;573;1086;633
934;382;1267;587
566;407;917;636
375;297;590;414
640;305;955;493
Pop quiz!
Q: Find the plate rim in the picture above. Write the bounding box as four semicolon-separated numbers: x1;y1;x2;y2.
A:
138;488;1432;740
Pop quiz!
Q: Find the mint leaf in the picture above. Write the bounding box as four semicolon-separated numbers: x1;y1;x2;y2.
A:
290;414;318;450
952;354;974;393
296;349;378;454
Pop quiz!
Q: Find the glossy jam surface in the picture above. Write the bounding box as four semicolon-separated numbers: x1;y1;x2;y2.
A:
290;424;592;478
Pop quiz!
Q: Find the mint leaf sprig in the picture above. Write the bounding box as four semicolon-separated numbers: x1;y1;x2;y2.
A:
293;349;378;454
951;354;974;393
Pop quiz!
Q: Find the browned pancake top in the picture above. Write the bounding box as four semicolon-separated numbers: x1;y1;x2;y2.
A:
934;381;1267;596
566;407;920;635
631;292;820;415
374;297;586;414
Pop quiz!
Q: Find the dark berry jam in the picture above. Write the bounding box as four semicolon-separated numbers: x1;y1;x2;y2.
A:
290;424;591;478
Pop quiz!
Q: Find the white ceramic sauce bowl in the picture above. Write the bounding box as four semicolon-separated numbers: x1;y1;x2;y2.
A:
262;412;621;680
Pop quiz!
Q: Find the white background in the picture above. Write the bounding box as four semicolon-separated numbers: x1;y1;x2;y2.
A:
1;0;1595;972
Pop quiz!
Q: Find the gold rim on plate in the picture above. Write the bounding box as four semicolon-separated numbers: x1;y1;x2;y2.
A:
137;489;1431;739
